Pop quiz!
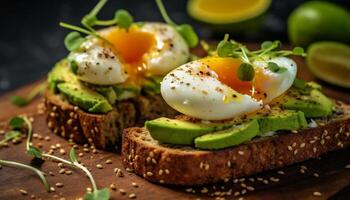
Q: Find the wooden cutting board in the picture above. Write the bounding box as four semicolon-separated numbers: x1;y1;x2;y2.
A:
0;56;350;200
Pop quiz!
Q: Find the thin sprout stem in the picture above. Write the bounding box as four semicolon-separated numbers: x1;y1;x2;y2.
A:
75;162;98;191
94;19;117;26
0;159;50;192
223;34;229;41
89;0;108;17
23;116;32;151
240;47;250;63
59;22;92;35
42;153;97;192
155;0;176;26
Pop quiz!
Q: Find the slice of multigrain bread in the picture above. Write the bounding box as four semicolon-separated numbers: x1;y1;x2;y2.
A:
121;102;350;185
44;90;178;150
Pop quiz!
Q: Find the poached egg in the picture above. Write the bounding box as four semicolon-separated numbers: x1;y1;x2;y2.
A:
161;56;297;120
69;23;190;85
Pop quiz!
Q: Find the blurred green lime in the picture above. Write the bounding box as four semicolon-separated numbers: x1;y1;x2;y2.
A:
288;1;350;47
307;41;350;88
187;0;271;32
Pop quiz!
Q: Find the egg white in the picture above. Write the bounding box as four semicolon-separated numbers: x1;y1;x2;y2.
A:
69;23;189;85
161;61;262;120
68;38;128;85
161;57;297;120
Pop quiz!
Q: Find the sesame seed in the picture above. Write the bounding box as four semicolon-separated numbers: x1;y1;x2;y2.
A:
313;147;317;153
313;191;322;197
59;149;66;155
247;186;255;191
110;184;117;190
86;187;92;193
19;189;28;195
301;165;307;170
119;189;126;195
185;188;193;193
50;187;56;192
151;158;157;164
270;177;279;182
238;151;244;155
65;170;72;175
200;162;204;169
96;164;103;169
131;182;138;188
277;170;285;175
234;191;240;196
300;169;305;174
320;139;325;145
249;178;255;182
78;153;84;157
204;164;210;170
263;180;269;184
159;180;165;183
287;146;293;151
158;169;163;175
345;164;350;169
292;142;297;147
105;159;112;164
165;169;170;174
55;182;64;188
241;189;247;195
294;149;298;155
129;193;136;199
201;187;208;193
300;143;306;148
59;169;66;174
227;161;231;167
146;172;153;176
291;130;298;133
313;173;319;178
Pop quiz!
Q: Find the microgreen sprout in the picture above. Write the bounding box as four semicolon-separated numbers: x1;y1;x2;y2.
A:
11;82;47;107
5;115;110;200
60;0;133;52
0;159;50;192
155;0;199;48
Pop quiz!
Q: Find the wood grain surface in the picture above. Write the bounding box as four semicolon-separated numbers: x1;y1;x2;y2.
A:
0;56;350;200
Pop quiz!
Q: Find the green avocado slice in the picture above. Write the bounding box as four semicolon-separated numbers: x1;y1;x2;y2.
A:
194;119;260;150
57;83;112;113
146;118;233;145
282;89;334;117
257;110;307;134
48;59;78;93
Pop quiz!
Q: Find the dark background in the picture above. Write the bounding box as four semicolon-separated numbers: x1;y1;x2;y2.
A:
0;0;348;95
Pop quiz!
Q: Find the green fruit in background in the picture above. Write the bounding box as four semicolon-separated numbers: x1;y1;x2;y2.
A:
187;0;271;33
288;1;350;47
307;41;350;88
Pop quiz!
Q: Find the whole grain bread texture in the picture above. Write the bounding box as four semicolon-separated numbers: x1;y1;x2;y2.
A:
121;102;350;185
44;90;177;150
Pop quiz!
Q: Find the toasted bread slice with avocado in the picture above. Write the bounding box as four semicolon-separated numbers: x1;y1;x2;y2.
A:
44;89;177;150
121;102;350;185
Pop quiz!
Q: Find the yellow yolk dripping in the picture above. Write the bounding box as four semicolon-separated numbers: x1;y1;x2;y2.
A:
202;57;267;101
103;26;156;84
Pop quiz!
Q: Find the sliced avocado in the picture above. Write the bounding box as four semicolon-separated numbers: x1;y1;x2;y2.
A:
146;118;233;145
142;76;162;94
283;89;333;117
257;110;307;134
57;83;112;113
48;59;77;92
113;85;141;100
194;119;260;150
95;86;117;105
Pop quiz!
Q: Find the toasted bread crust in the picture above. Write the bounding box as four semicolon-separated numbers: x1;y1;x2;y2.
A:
121;105;350;185
44;90;177;149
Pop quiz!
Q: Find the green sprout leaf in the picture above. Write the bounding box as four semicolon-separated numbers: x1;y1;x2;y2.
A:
64;32;85;51
9;116;25;129
261;41;273;49
176;24;199;48
267;62;287;73
84;188;110;200
69;148;78;163
0;130;22;146
27;146;43;159
217;40;234;57
292;47;305;55
237;63;255;82
10;96;29;107
115;9;133;29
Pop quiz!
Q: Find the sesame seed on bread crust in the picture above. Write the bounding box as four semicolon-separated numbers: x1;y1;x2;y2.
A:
121;103;350;185
44;90;178;150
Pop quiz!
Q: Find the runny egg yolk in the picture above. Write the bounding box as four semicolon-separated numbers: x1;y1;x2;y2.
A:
103;26;156;83
202;57;267;100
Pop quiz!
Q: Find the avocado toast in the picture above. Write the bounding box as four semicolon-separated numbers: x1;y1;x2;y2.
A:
121;39;350;185
44;1;199;149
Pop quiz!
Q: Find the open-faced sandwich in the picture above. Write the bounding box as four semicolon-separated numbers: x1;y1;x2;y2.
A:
121;37;350;185
45;0;199;149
